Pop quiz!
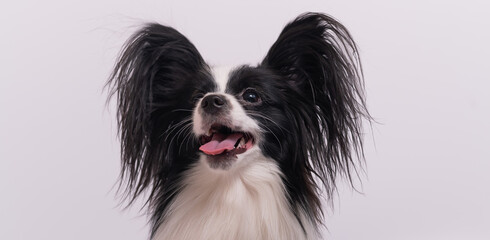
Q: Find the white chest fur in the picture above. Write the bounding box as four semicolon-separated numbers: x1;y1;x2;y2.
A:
153;153;316;240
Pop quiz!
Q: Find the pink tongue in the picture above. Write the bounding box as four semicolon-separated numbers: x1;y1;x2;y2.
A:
199;133;243;155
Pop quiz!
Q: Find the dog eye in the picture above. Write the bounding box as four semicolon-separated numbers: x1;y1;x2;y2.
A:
192;92;204;104
242;89;260;103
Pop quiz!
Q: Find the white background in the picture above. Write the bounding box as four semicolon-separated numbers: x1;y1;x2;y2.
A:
1;0;489;239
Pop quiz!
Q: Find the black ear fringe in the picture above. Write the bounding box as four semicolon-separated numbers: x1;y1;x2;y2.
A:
106;24;211;209
262;12;370;222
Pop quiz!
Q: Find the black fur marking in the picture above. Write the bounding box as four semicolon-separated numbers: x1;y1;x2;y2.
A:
260;12;370;224
107;23;215;236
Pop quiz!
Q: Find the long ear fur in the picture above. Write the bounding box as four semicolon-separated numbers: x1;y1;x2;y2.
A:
107;24;213;208
262;12;369;216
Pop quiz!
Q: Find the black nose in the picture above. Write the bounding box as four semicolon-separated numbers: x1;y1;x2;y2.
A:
201;94;227;114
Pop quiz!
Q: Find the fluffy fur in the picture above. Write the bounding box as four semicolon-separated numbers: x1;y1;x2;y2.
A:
108;12;369;240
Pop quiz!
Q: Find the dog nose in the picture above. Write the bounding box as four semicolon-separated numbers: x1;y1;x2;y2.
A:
201;94;228;114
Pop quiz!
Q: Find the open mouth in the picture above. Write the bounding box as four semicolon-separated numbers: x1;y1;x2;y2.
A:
199;124;254;156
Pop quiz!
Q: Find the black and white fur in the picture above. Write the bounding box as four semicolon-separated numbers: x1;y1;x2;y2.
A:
108;12;369;240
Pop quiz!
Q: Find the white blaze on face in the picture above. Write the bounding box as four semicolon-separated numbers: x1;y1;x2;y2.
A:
192;66;233;136
212;66;233;93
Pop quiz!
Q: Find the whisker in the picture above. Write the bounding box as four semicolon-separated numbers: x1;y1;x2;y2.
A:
247;111;291;135
183;127;196;154
162;117;192;141
257;122;284;153
171;109;194;113
177;123;194;154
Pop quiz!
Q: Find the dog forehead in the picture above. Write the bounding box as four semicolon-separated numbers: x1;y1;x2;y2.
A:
211;66;233;93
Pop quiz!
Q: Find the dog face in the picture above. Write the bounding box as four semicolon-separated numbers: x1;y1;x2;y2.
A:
192;66;293;170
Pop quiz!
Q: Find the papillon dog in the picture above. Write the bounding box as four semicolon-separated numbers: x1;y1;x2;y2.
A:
108;12;369;240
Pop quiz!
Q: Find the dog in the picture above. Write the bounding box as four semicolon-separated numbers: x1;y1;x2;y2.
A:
108;12;369;240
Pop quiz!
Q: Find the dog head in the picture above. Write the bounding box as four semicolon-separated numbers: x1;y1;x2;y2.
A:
108;12;369;226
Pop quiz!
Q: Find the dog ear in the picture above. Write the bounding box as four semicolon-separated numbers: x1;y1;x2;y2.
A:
107;24;213;206
262;13;369;197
